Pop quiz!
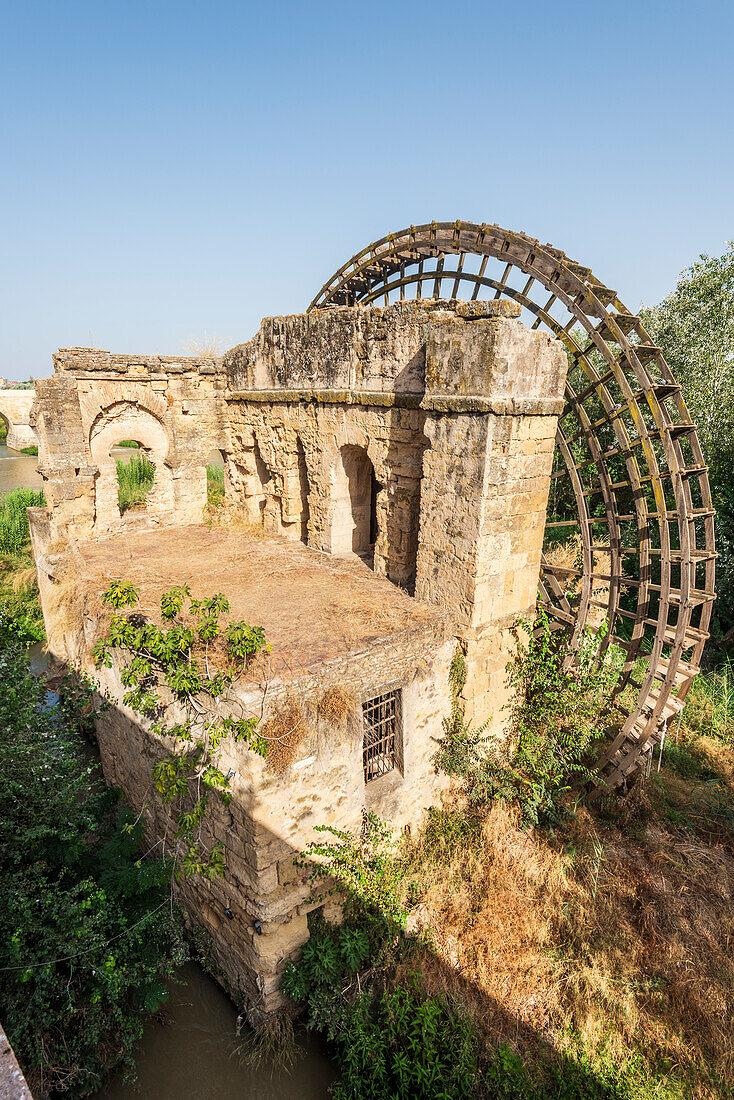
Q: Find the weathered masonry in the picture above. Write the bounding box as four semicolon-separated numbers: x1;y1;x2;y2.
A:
29;218;714;1013
30;297;567;1010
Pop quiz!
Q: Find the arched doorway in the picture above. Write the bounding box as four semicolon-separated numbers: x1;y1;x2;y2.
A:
329;445;379;559
205;448;226;510
89;404;172;532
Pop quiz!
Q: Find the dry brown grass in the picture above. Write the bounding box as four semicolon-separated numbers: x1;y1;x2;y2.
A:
401;796;734;1096
204;500;266;536
10;565;37;591
317;685;357;727
260;699;308;773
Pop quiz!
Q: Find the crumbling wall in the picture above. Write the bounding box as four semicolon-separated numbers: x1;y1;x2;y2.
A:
31;349;228;541
226;301;568;729
30;298;569;1011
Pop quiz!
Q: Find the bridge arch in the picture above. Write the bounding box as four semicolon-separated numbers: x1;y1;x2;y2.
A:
309;222;716;788
0;391;37;451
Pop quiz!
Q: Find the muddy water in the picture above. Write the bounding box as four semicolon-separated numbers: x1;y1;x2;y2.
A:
0;444;42;492
100;963;336;1099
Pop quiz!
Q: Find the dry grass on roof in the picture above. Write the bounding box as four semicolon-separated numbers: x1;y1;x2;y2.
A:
75;524;443;677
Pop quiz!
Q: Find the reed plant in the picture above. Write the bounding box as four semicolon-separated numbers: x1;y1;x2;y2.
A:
682;660;734;743
116;453;155;513
0;488;45;554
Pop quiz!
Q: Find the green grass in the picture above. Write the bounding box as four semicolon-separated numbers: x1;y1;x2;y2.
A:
0;489;46;642
0;488;45;554
116;453;155;513
206;462;225;507
682;660;734;743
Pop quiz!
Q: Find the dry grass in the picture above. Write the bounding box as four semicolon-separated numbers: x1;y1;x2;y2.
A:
180;334;223;357
317;685;357;727
10;565;37;591
43;558;88;643
204;499;266;535
401;795;734;1097
261;700;308;773
232;1008;302;1074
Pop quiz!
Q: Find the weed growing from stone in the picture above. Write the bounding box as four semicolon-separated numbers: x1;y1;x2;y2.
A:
92;581;271;880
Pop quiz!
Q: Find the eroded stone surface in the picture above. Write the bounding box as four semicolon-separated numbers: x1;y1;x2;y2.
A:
30;301;568;1012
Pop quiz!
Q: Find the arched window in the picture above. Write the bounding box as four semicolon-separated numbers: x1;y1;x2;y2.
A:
89;404;172;533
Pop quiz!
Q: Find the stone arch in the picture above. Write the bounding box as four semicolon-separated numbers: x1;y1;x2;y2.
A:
328;444;379;559
0;410;9;445
89;401;173;532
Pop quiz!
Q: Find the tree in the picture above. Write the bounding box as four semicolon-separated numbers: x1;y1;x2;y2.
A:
641;243;734;636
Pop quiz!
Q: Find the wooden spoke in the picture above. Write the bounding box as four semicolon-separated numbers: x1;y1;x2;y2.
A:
308;222;715;791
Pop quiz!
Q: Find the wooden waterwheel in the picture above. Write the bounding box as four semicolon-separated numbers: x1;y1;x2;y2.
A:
308;221;716;790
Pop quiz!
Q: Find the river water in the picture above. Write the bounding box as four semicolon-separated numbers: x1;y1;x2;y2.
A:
101;964;335;1099
0;444;43;492
2;445;337;1100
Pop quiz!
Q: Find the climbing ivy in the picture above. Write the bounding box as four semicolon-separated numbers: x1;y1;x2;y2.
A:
92;582;271;880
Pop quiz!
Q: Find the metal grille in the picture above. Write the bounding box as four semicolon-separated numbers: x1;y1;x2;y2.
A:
362;690;401;783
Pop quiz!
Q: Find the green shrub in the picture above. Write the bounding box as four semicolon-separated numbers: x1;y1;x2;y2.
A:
284;919;648;1099
296;810;408;930
0;488;45;554
116;453;155;513
19;445;38;456
0;630;187;1096
116;439;139;448
435;612;617;828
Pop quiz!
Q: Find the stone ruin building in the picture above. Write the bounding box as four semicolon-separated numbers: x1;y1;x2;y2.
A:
29;222;715;1013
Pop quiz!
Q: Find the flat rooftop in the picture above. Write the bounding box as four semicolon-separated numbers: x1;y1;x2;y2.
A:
77;525;444;679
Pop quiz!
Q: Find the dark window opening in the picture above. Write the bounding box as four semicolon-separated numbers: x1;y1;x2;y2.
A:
362;689;402;783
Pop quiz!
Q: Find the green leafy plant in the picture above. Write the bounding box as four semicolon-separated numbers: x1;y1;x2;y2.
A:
0;487;45;553
93;581;270;879
206;462;225;509
296;809;408;930
116;452;155;513
436;612;617;828
0;628;187;1096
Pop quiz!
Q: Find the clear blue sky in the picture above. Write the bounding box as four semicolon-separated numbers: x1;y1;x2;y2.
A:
2;0;732;380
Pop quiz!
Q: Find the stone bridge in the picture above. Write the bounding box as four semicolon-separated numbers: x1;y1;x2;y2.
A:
0;390;37;450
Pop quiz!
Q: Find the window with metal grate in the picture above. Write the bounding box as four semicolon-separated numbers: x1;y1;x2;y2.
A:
362;689;402;783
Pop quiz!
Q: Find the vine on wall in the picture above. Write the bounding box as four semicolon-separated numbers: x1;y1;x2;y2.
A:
92;581;271;879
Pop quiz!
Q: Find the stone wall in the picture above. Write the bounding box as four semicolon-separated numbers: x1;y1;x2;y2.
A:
223;301;566;731
29;508;454;1013
30;298;569;1011
0;1023;33;1100
31;350;228;541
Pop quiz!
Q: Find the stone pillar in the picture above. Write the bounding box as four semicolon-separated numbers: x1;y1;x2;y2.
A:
415;301;568;734
31;375;96;542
